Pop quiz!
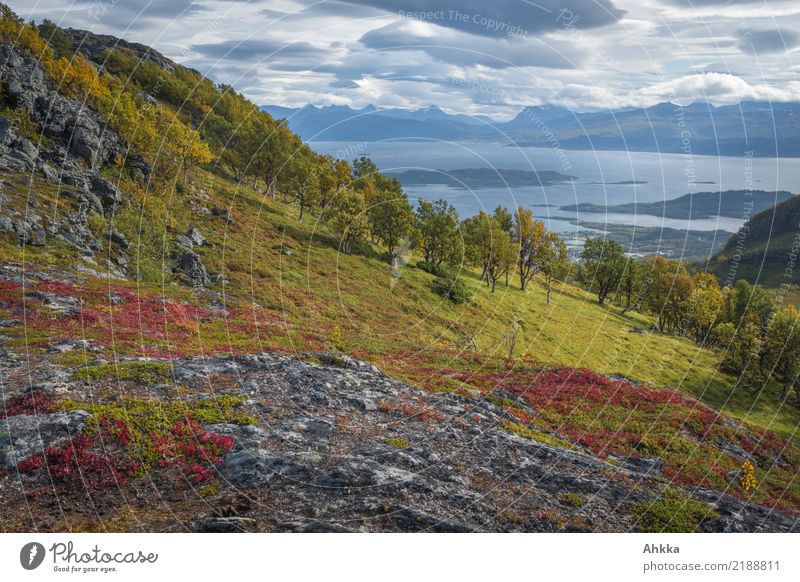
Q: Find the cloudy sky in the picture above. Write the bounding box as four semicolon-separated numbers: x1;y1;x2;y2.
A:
14;0;800;118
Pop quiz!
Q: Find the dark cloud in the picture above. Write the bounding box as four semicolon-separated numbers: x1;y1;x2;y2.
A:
191;39;336;70
737;28;800;55
359;21;584;69
340;0;625;38
85;0;210;31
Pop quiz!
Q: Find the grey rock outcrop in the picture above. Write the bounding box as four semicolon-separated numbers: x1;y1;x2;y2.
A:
0;410;91;469
0;44;124;171
174;248;210;287
140;351;797;533
0;42;132;260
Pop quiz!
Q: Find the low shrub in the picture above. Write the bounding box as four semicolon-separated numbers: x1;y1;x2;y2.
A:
0;391;57;419
18;416;235;489
17;431;139;491
500;420;575;450
386;436;409;449
433;275;471;304
152;419;235;483
560;492;585;508
417;261;450;278
65;395;255;470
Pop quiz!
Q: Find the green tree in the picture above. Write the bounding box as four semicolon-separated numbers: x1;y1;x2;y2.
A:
580;238;625;305
641;256;689;333
726;279;774;329
39;19;72;58
664;271;693;335
717;317;765;390
287;146;321;221
351;156;379;183
461;212;492;280
462;213;514;292
763;306;800;403
688;272;724;344
616;259;642;313
178;124;213;181
316;155;340;213
514;208;546;291
485;222;516;293
493;205;513;234
368;189;415;257
535;231;569;304
415;199;462;268
331;189;369;254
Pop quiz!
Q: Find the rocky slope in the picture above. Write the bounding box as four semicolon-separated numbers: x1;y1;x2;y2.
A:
0;40;205;284
0;273;795;532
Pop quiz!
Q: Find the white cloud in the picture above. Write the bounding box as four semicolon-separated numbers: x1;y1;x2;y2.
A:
633;72;800;106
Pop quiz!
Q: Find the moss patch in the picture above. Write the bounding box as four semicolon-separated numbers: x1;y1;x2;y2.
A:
632;489;719;532
75;361;172;384
500;420;575;450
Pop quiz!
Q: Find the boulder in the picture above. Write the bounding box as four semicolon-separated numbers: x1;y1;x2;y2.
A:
106;229;130;249
0;216;13;234
186;227;206;247
90;175;124;211
175;249;210;287
220;448;314;487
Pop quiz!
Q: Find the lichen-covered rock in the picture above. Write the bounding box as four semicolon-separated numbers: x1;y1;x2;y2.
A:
0;410;90;469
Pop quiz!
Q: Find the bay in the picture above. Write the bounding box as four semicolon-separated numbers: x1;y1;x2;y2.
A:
311;140;800;235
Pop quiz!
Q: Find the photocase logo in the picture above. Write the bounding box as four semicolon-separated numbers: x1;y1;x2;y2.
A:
20;542;46;570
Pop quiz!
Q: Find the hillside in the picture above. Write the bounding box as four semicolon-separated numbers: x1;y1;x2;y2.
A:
1;8;799;532
561;190;795;220
709;194;800;287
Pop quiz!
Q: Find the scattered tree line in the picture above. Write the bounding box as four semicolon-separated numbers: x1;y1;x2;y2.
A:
576;238;800;404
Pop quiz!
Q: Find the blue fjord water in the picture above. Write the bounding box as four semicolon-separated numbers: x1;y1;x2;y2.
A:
311;140;800;235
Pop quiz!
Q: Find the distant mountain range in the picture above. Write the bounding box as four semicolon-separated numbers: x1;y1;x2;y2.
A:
560;190;795;220
261;101;800;157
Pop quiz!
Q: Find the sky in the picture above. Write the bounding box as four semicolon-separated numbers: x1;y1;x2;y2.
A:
14;0;800;118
